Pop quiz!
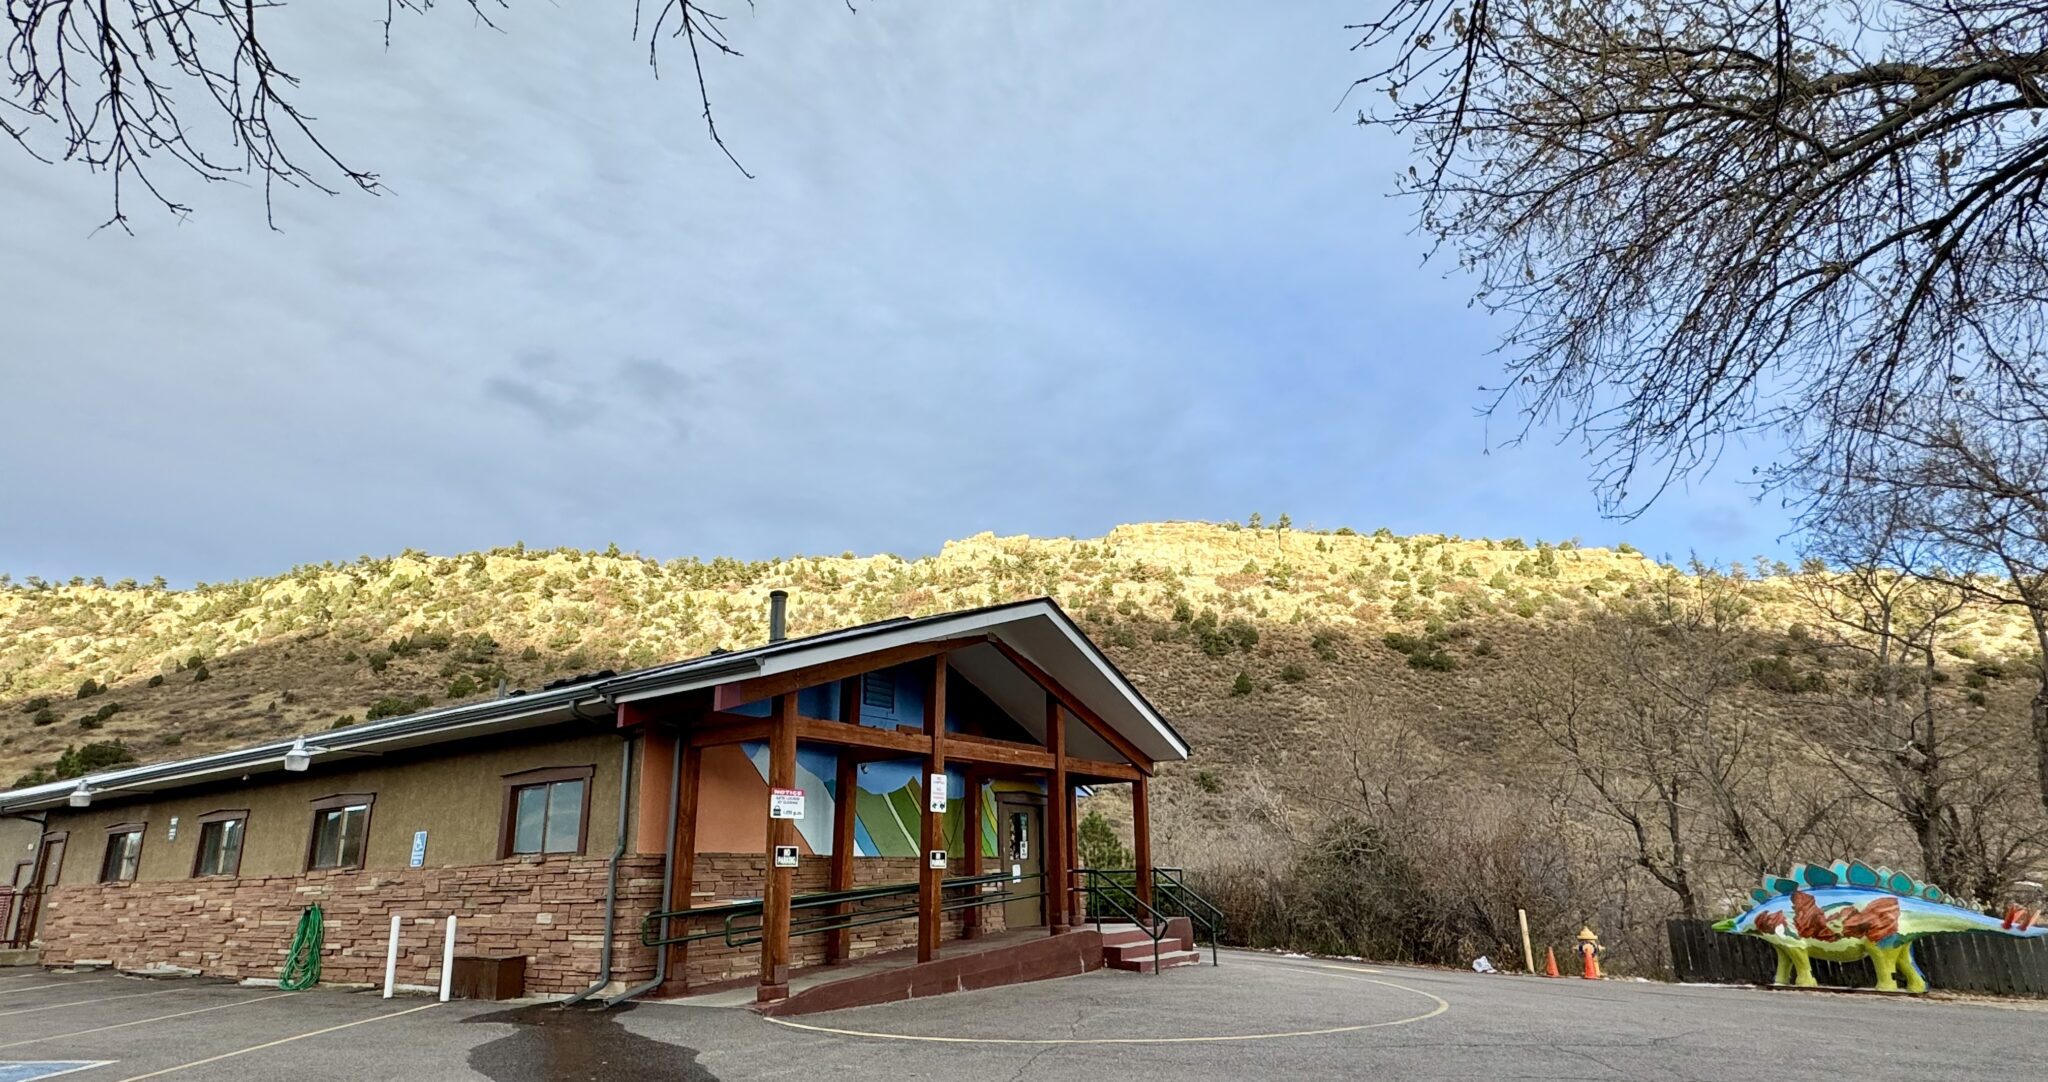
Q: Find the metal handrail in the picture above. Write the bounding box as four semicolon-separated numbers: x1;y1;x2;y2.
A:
1152;868;1224;966
640;871;1043;950
1072;868;1168;975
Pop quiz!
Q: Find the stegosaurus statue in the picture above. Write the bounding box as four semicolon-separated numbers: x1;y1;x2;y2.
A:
1712;860;2044;992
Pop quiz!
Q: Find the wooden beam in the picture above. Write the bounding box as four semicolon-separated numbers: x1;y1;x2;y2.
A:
794;717;928;756
689;713;773;747
917;659;948;963
757;694;798;1003
944;731;1054;771
1067;758;1144;783
1133;776;1152;908
716;635;990;708
825;750;858;964
1045;690;1070;934
987;638;1155;776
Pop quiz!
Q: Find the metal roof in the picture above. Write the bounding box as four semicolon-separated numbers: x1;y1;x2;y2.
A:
0;597;1186;813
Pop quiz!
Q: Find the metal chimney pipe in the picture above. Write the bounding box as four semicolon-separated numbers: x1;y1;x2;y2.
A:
768;590;789;643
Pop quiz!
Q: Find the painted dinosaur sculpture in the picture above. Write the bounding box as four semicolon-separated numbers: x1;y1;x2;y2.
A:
1711;860;2045;992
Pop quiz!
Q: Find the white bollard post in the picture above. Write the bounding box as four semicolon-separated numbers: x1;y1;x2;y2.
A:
382;914;401;999
439;915;457;1002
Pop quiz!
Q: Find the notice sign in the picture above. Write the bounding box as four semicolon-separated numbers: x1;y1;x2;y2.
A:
927;773;947;813
410;831;428;868
770;787;806;820
774;845;800;869
928;849;948;870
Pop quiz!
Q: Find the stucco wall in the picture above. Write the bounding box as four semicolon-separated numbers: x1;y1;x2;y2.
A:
39;726;627;887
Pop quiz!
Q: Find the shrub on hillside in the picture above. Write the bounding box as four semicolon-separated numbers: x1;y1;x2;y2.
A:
1748;656;1825;693
191;663;210;683
19;696;50;715
1230;672;1254;696
76;678;103;699
365;694;434;721
1406;649;1457;672
30;707;56;727
146;674;164;688
1279;662;1308;683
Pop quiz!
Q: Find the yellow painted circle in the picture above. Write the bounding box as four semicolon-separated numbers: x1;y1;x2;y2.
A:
761;961;1449;1045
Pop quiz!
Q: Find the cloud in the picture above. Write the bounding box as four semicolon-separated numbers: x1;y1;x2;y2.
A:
0;2;1798;584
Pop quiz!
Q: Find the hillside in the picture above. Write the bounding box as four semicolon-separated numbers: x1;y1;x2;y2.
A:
5;521;2043;972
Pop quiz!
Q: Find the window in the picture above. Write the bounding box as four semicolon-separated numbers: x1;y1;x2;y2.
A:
99;824;144;883
306;794;374;871
192;810;247;877
500;766;594;857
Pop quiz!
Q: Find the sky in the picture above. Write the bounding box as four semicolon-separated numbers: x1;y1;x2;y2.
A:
0;3;1798;586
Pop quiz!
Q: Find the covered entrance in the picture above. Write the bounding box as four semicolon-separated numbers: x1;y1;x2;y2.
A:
611;595;1213;1008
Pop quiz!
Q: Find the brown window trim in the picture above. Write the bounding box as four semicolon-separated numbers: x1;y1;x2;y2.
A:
304;793;375;872
190;809;249;878
32;831;69;891
100;822;146;884
498;765;595;859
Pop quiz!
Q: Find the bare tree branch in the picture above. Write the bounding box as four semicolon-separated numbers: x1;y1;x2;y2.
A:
4;1;774;226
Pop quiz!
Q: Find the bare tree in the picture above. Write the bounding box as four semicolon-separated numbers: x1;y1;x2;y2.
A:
1815;386;2048;817
1353;1;2048;512
3;1;769;228
1793;507;2044;897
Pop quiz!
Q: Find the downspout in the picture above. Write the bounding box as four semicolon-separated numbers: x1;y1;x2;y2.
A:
560;734;636;1006
603;724;683;1006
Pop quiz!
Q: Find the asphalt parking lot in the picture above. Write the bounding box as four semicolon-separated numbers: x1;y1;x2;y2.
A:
0;952;2036;1080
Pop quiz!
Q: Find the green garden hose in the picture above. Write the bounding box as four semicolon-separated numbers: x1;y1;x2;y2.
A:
279;904;323;991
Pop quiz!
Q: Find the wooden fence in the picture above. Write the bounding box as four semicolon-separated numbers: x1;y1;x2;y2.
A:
1668;919;2048;996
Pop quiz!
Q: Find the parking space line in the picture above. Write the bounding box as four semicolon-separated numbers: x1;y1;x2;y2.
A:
0;988;185;1019
0;993;297;1050
107;1002;441;1081
0;985;106;1000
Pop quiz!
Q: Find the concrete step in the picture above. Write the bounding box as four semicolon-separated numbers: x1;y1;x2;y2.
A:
0;948;39;968
1104;938;1194;966
1107;948;1203;974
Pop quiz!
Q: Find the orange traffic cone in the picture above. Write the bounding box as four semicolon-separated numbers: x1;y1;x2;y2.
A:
1580;944;1600;980
1543;947;1560;978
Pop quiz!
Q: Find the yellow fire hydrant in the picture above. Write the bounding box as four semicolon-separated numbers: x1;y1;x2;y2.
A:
1575;926;1602;980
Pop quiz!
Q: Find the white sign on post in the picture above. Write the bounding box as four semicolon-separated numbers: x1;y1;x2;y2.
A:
770;788;805;820
927;773;947;813
928;849;948;870
774;845;800;869
409;831;429;868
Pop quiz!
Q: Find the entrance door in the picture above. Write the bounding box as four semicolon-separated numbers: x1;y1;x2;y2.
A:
12;833;66;948
997;796;1044;928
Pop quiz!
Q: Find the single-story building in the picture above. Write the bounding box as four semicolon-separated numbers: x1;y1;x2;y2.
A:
0;596;1194;1004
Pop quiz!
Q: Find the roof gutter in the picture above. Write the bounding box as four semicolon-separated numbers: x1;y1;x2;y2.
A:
0;683;612;813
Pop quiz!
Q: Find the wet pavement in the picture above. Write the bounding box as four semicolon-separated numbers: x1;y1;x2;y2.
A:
0;953;2038;1080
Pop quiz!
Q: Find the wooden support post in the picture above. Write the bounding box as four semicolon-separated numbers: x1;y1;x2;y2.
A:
664;741;703;993
918;658;949;963
1133;776;1152;908
825;749;858;964
962;768;984;939
757;694;798;1003
1045;693;1070;935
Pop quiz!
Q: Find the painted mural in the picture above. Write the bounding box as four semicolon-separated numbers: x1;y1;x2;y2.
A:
1713;860;2046;992
694;662;1043;858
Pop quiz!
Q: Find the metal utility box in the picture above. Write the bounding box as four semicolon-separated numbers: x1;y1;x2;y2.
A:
449;953;527;1001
